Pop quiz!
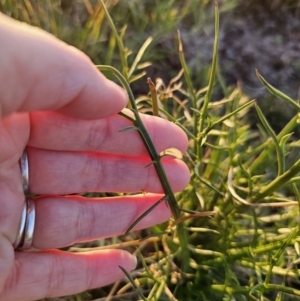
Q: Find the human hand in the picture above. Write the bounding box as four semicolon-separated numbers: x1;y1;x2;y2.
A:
0;13;190;301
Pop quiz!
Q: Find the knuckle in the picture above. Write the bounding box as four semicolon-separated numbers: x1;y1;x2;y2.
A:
86;119;109;151
75;200;95;241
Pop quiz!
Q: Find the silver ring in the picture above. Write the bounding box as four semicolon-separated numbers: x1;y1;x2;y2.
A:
20;199;35;250
13;201;27;249
20;149;29;193
14;199;36;250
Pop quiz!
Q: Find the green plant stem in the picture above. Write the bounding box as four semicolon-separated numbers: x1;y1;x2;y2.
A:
216;282;300;298
177;30;198;153
97;65;189;271
263;284;300;297
204;99;255;135
201;240;285;266
98;0;129;80
250;158;300;202
197;3;219;161
118;266;147;301
128;36;153;78
256;69;300;112
249;114;299;173
264;226;299;285
211;284;255;296
255;103;285;175
147;77;159;117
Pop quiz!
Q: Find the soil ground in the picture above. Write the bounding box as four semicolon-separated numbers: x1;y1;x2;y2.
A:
183;1;300;129
142;1;300;131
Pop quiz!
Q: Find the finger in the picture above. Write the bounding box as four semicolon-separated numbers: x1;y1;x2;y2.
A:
0;249;136;301
0;13;127;119
28;147;190;195
28;110;188;155
0;236;14;295
32;194;171;249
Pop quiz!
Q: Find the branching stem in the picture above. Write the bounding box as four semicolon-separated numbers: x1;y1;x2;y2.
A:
97;65;189;270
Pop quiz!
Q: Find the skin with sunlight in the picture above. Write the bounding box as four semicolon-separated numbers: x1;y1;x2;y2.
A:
0;13;189;301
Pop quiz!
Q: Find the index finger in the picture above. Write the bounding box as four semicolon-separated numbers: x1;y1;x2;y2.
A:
28;110;189;156
0;13;127;119
0;248;136;301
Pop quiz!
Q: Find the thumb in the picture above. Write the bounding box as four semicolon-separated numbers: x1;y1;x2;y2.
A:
0;13;127;119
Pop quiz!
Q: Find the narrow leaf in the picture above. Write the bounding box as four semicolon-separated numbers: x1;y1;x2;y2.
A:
190;107;201;115
147;77;159;117
198;3;219;134
279;133;293;151
138;251;157;281
178;29;198;152
255;103;285;175
159;148;183;160
145;160;157;168
249;113;299;173
195;162;224;196
177;30;196;106
209;100;255;130
119;126;140;133
251;158;300;202
158;108;196;139
137;61;152;69
98;0;128;78
129;71;147;83
295;241;300;256
125;196;167;234
256;69;300;111
119;265;147;301
238;158;253;195
173;211;215;226
128;36;153;77
118;111;135;122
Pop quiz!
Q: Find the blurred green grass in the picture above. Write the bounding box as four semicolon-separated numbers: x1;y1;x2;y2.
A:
2;1;300;300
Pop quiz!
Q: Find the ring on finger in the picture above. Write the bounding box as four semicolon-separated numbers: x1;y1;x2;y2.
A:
14;149;35;250
12;200;27;249
20;148;29;193
21;198;35;250
13;198;36;250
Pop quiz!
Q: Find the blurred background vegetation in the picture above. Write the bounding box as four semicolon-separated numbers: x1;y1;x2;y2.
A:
2;0;300;129
1;0;300;300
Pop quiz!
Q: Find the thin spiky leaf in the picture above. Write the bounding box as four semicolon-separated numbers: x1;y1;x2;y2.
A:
128;36;153;77
198;3;219;135
119;126;140;133
249;114;299;173
190;107;200;115
194;162;224;196
209;100;255;130
125;196;167;234
144;160;157;168
118;265;147;301
128;71;147;83
118;111;135;122
255;103;285;175
279;133;293;152
137;251;157;281
98;0;129;78
256;69;300;111
251;158;300;203
238;157;253;195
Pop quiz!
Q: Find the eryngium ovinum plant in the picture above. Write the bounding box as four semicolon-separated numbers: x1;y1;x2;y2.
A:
70;1;300;301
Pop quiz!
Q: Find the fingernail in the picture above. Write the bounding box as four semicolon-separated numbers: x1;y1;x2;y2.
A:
111;80;127;100
131;255;137;270
118;85;128;104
